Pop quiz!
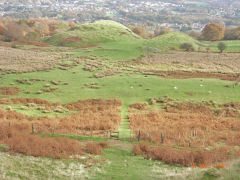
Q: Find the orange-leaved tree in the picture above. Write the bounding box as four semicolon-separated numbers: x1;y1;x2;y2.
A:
201;23;225;41
132;26;147;38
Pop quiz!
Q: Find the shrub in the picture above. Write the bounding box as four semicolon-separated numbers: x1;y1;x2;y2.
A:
85;142;103;155
0;125;83;159
25;32;40;41
11;44;17;48
133;143;235;167
0;86;21;95
217;42;227;53
180;43;195;51
99;141;110;149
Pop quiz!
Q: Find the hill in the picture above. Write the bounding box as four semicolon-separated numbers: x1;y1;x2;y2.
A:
147;32;200;50
45;20;140;47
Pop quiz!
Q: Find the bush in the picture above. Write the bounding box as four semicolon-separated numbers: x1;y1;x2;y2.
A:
11;44;17;48
180;43;195;51
133;143;234;167
99;141;110;149
85;142;103;155
25;32;40;41
217;42;227;53
0;125;83;159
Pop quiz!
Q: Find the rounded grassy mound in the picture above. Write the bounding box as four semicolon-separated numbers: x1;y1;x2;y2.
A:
148;32;200;50
45;20;140;47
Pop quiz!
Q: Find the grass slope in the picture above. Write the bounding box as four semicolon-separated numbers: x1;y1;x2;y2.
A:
45;20;140;47
45;21;204;61
147;32;200;50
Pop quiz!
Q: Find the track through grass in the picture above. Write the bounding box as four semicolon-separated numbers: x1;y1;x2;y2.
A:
119;105;132;140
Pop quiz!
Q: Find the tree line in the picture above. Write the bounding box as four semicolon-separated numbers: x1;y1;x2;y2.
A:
190;22;240;41
0;17;76;42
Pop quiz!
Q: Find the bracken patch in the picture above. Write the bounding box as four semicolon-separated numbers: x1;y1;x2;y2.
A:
133;143;239;167
0;86;21;95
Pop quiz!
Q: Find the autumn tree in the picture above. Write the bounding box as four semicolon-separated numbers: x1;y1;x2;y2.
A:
224;27;240;40
4;22;26;41
201;23;225;41
0;18;6;35
159;28;172;36
33;21;50;37
132;26;147;38
69;21;76;28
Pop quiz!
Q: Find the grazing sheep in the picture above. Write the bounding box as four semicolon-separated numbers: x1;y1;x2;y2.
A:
51;80;59;85
6;106;12;111
36;90;43;94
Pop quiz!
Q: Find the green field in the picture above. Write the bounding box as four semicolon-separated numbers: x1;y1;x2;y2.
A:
201;40;240;52
1;67;239;106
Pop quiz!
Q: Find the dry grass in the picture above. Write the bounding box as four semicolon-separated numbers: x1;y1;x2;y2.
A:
133;143;239;167
136;52;240;74
140;70;240;81
129;100;240;147
0;46;64;73
85;143;103;155
0;98;122;136
0;86;21;95
95;68;122;78
129;100;240;165
0;97;61;107
0;124;106;160
0;124;83;159
98;141;110;149
61;36;83;44
58;99;122;132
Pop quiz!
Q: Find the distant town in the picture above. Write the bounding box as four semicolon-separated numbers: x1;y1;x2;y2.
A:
1;0;240;31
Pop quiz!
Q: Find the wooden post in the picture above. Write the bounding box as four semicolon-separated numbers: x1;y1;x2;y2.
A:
189;136;192;147
148;133;151;142
52;125;55;134
108;131;110;138
8;122;10;127
130;131;132;142
138;130;141;142
161;132;165;143
32;123;34;134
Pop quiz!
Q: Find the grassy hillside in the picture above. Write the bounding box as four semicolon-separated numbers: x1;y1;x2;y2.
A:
45;21;204;61
45;20;140;47
147;32;200;50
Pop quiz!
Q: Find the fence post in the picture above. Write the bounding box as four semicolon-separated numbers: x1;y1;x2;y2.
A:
8;122;10;127
161;132;165;143
53;125;55;134
32;123;34;134
189;136;192;147
148;133;151;142
138;130;141;142
130;131;132;142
